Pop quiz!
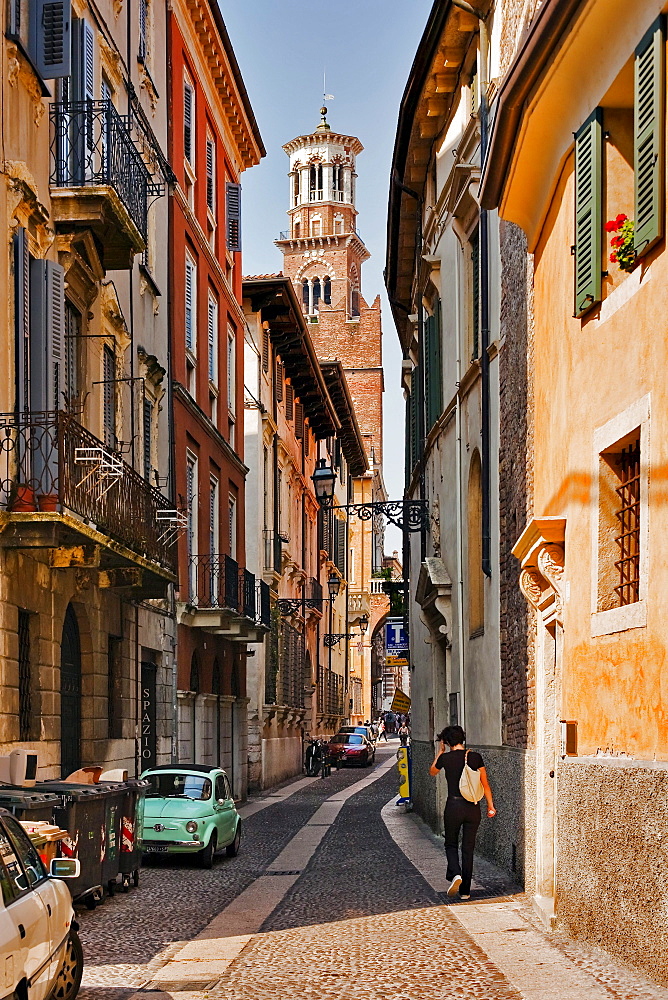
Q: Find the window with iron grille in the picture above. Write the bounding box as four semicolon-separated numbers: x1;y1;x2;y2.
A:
107;635;123;739
597;423;645;616
18;609;32;741
614;439;641;606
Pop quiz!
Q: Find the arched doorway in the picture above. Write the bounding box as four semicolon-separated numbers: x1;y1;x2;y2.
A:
60;604;81;777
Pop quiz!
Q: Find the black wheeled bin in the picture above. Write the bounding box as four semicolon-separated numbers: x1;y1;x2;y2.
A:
36;781;111;909
96;780;128;896
115;778;149;891
0;786;61;823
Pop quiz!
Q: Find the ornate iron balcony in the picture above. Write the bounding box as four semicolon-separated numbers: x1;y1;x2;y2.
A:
0;410;175;573
50;99;152;244
187;554;270;628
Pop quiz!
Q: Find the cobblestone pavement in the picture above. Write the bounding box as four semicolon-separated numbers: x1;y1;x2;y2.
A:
76;744;668;1000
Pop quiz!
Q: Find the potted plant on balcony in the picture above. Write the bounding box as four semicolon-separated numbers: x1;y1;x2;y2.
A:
9;483;37;511
606;214;636;272
37;492;59;511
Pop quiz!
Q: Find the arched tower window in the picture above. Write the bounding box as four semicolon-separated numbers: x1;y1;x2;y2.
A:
467;450;484;635
323;276;331;305
332;164;343;201
302;279;309;310
293;171;299;206
312;277;321;312
309;163;323;201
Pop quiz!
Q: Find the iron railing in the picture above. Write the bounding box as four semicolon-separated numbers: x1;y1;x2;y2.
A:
265;616;304;707
50;100;152;239
0;411;175;571
188;555;270;629
318;667;344;717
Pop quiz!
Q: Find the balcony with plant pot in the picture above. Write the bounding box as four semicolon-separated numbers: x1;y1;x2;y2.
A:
0;410;177;596
178;553;271;642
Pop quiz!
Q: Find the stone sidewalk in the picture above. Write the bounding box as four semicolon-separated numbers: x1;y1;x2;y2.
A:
116;749;668;1000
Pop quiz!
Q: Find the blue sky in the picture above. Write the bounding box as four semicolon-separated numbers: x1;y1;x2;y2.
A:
221;0;433;553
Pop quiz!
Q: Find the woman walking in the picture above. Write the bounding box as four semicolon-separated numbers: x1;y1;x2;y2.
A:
429;725;496;900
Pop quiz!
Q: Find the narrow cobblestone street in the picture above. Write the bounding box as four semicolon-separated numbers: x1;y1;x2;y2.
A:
76;745;668;1000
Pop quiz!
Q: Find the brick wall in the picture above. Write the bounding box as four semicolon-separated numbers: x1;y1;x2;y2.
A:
498;220;535;750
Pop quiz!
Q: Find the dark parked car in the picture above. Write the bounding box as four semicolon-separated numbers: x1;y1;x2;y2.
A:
328;733;375;767
337;725;375;743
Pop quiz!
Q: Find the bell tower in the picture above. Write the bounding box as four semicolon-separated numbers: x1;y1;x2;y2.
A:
275;108;370;320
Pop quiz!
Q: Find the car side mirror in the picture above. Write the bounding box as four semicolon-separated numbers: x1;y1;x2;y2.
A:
50;857;81;879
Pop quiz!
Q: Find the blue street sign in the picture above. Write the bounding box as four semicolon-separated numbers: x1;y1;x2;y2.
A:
385;619;408;653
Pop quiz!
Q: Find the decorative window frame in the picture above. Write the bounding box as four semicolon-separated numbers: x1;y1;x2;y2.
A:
590;394;650;636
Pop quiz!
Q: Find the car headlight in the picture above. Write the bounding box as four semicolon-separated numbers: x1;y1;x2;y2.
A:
185;821;198;833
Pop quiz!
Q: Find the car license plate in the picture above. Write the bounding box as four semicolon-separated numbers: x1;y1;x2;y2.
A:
144;845;168;853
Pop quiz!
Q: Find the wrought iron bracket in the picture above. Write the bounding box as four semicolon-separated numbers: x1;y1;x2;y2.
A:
319;498;429;532
323;633;354;647
277;597;330;616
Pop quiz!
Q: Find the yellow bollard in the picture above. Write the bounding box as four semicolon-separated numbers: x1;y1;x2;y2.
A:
396;746;411;806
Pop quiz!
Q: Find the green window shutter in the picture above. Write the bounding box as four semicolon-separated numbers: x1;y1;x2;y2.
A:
424;314;433;432
574;109;603;318
471;230;479;358
409;365;419;472
430;298;443;428
634;17;665;257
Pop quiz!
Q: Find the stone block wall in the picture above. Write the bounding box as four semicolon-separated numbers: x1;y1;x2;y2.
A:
411;739;440;834
475;745;535;891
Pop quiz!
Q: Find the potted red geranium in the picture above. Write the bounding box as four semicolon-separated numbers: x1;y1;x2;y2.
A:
605;214;635;272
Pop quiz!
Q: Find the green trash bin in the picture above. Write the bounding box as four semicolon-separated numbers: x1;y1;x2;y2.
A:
97;780;130;896
36;781;111;909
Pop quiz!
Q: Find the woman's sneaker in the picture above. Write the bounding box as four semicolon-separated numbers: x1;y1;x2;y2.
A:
459;892;471;900
447;875;462;896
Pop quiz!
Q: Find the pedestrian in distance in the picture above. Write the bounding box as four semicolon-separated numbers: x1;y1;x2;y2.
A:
398;722;410;747
429;725;496;900
377;718;388;741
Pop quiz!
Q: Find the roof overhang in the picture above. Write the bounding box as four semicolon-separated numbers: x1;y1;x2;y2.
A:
319;361;368;477
242;276;339;439
385;0;484;349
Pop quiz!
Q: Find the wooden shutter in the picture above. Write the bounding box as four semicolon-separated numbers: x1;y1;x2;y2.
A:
424;314;434;432
634;17;665;257
83;19;94;99
103;345;115;449
285;383;294;421
207;293;217;382
275;360;283;402
574;109;603;318
138;0;147;61
426;299;443;431
226;182;241;252
30;258;65;413
471;229;479;358
261;326;269;372
143;398;152;481
30;0;71;80
295;401;304;439
14;229;30;416
206;137;215;213
409;366;419;472
185;256;195;352
183;82;193;164
336;519;346;575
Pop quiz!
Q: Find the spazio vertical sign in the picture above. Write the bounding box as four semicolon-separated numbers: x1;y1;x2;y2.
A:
140;661;157;770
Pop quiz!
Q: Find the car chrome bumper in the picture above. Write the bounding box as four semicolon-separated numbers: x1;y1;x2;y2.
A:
142;839;202;849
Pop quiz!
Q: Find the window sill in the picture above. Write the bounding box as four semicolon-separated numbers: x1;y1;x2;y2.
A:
139;263;161;297
186;348;197;368
591;600;646;637
209;381;219;397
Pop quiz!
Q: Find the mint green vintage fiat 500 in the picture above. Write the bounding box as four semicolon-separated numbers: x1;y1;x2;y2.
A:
140;765;241;868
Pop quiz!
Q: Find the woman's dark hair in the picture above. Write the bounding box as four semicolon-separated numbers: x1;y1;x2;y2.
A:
437;725;466;747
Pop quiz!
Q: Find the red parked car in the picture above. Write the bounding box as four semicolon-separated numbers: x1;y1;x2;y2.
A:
329;733;375;767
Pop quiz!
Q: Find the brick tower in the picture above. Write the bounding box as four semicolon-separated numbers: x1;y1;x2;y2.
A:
275;107;383;467
276;109;386;724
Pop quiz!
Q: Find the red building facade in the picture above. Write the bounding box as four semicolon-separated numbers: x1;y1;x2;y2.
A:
168;0;264;796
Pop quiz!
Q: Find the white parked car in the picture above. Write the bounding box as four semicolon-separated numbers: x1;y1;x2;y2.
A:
0;808;82;1000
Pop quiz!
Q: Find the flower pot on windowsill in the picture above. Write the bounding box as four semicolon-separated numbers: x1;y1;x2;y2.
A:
37;493;59;512
9;485;37;512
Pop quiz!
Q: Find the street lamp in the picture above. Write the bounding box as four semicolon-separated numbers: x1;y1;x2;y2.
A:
312;459;336;506
358;613;369;635
327;571;341;600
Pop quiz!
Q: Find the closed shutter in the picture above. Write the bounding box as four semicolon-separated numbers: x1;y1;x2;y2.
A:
138;0;147;61
30;0;71;80
103;345;115;449
143;398;152;481
30;258;65;413
184;82;194;164
409;366;419;473
471;229;479;358
424;314;433;432
295;401;304;439
285;383;294;421
275;360;283;402
634;17;665;257
14;229;30;416
336;519;346;575
261;326;269;372
574;109;603;318
206;137;215;213
226;182;241;252
83;19;94;99
185;256;196;352
427;299;443;430
207;293;217;382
